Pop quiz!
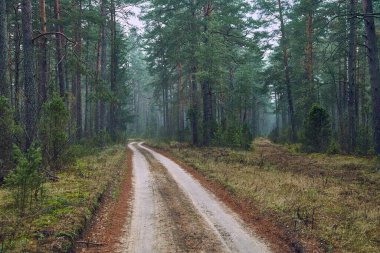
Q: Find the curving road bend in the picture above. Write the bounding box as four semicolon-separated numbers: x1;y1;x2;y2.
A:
118;142;271;253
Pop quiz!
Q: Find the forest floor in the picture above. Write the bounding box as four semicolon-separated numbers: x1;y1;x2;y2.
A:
3;139;377;253
147;138;380;253
0;145;129;253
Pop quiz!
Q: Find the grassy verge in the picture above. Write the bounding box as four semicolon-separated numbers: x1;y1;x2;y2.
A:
0;145;128;253
148;138;380;253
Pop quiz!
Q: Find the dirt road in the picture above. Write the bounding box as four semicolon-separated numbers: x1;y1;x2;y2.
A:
118;142;271;253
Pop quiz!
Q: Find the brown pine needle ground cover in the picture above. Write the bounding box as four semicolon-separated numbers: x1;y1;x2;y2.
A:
0;145;128;253
149;138;380;253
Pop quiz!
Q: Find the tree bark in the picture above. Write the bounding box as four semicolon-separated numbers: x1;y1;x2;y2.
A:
362;0;380;154
277;0;296;142
54;0;65;98
191;66;199;146
75;0;82;139
348;0;358;152
110;0;117;139
0;0;9;98
304;1;315;107
38;0;48;108
22;0;37;149
202;1;214;146
99;0;107;131
178;62;185;142
95;28;101;133
13;5;21;122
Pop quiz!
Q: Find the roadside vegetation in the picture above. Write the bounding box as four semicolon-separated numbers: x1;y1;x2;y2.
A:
149;138;380;253
0;145;128;253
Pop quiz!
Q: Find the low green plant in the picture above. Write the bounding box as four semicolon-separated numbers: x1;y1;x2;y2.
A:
5;146;45;215
0;97;15;182
94;130;112;147
39;94;69;171
355;126;373;155
301;104;331;153
212;123;252;150
326;140;340;155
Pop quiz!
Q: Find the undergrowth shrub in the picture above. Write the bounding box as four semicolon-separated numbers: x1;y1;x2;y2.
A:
268;127;292;144
5;146;45;215
212;123;252;150
0;97;14;182
94;130;112;147
355;126;373;155
39;94;69;170
326;140;340;155
301;104;331;153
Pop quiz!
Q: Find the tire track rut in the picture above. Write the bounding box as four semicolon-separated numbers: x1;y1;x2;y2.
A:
119;142;271;253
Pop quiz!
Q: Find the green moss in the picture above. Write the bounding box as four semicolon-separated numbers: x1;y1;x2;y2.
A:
0;145;127;253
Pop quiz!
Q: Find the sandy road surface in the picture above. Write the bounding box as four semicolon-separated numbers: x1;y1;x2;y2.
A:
118;142;271;253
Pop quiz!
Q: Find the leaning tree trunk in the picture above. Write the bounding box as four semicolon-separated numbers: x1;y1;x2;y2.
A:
362;0;380;154
0;0;8;98
22;0;37;149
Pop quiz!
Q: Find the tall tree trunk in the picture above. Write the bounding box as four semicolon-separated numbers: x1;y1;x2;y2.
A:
84;31;91;137
190;66;199;146
0;0;9;98
54;0;65;98
13;5;21;122
362;0;380;154
277;0;296;142
109;0;117;139
202;2;213;146
178;62;185;142
99;0;107;131
38;0;48;109
348;0;358;152
202;80;213;145
22;0;37;149
274;91;280;137
304;2;315;107
75;0;82;139
95;28;101;133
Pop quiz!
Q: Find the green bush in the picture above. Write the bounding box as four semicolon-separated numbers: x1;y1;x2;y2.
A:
5;146;45;215
0;97;14;182
39;94;69;170
326;140;340;155
268;127;279;143
269;127;292;144
355;126;373;155
94;130;112;147
241;124;253;150
212;123;252;150
301;104;331;153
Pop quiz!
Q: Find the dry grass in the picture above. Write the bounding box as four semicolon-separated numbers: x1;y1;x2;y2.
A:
150;138;380;253
0;145;127;253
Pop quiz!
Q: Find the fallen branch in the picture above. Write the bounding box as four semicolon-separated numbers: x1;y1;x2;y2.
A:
76;240;105;247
